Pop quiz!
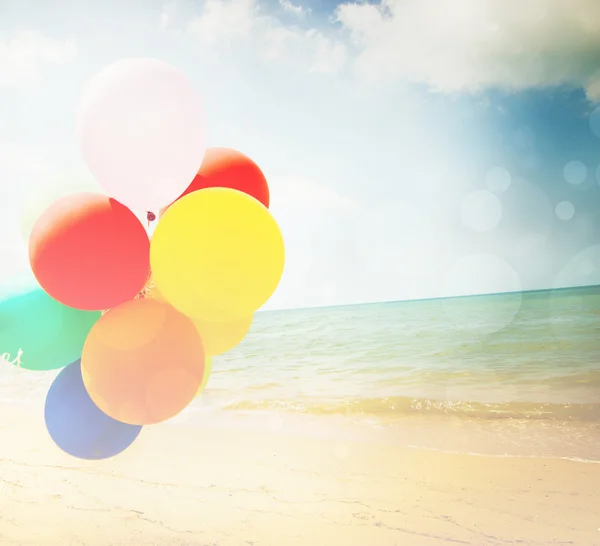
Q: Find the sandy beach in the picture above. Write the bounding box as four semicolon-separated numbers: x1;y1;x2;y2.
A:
0;404;598;546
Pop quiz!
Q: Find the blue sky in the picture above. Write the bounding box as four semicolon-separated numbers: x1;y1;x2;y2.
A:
1;0;600;310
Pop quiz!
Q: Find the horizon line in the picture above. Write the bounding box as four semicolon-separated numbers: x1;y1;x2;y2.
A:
260;282;600;314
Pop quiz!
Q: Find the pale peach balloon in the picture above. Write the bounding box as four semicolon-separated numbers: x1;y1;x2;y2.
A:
77;58;207;212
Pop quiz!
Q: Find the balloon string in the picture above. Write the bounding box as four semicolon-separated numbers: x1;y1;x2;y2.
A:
100;279;157;318
137;277;156;300
1;348;23;368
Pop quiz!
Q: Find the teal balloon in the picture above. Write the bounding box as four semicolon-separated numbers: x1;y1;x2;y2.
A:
0;270;100;371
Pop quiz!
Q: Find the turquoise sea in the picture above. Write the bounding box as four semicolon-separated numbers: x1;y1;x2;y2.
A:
215;285;600;414
2;285;600;461
205;285;600;461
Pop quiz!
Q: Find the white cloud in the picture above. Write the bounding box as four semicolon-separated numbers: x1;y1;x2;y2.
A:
335;0;600;100
187;0;256;46
175;0;600;99
0;30;78;88
265;178;358;310
279;0;311;17
586;80;600;102
160;0;179;29
273;176;358;212
185;0;347;74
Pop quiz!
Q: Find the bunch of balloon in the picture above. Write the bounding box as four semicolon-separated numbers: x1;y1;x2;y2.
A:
0;57;285;461
78;144;285;440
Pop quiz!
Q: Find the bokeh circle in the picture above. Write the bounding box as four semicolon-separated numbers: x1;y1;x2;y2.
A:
564;161;587;185
485;167;511;193
555;201;575;221
461;190;502;232
441;254;523;337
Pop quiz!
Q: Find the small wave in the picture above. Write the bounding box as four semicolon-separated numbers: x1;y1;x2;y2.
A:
245;382;282;391
404;445;600;464
223;396;600;421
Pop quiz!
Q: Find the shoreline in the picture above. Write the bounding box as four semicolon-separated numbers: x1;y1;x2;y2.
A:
169;405;600;461
2;396;600;462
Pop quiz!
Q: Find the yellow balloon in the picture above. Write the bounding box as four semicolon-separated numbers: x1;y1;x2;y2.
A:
194;314;253;356
150;187;285;322
195;356;212;398
146;283;253;356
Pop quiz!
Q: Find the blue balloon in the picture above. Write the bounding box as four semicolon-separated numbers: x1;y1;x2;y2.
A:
45;360;142;460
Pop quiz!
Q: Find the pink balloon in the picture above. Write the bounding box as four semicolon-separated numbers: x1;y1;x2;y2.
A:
77;58;207;212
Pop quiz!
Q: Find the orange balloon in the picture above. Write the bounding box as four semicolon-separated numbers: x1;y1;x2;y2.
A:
81;298;205;425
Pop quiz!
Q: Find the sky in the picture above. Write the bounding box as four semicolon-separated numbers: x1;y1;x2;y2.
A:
1;0;600;310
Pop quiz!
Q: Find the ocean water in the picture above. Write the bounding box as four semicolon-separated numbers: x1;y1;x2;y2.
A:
2;285;600;460
200;285;600;460
208;286;600;415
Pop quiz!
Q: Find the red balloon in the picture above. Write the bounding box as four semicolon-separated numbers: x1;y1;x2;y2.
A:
160;147;270;215
29;193;150;311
